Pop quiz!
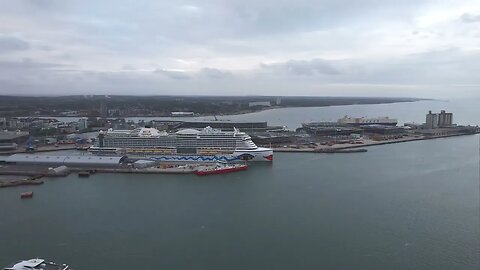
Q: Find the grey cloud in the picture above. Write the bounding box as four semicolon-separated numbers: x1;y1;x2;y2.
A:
254;49;480;88
200;68;233;79
0;0;478;98
0;35;30;53
121;64;136;71
154;69;191;80
155;67;233;80
0;59;67;70
262;59;340;76
333;48;480;85
0;59;74;95
460;13;480;23
0;0;428;50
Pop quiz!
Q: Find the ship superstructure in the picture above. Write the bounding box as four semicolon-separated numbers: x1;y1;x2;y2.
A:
89;126;273;162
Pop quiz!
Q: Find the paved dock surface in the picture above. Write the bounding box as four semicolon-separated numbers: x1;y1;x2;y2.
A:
273;132;477;153
0;144;78;155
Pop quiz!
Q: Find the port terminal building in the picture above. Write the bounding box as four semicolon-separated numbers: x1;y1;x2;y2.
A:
426;110;453;129
0;131;30;151
3;154;127;167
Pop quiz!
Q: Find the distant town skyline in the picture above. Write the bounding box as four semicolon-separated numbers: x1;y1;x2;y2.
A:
0;0;479;98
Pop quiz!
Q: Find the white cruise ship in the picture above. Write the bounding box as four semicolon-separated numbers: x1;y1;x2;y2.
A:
89;126;273;162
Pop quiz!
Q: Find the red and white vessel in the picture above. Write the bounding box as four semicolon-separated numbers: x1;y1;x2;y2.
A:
195;163;248;176
20;191;33;199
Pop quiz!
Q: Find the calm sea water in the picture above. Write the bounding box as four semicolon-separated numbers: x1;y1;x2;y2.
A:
1;135;479;269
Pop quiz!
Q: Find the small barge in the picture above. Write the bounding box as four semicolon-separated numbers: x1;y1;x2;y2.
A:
77;171;91;177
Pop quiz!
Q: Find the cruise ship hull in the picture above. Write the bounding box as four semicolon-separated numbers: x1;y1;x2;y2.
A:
89;147;273;162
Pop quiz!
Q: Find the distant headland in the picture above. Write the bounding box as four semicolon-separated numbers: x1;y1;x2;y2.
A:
0;95;425;118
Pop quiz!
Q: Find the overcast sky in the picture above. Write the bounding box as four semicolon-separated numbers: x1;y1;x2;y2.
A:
0;0;479;98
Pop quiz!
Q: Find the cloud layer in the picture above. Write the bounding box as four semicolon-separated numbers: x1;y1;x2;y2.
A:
0;0;479;97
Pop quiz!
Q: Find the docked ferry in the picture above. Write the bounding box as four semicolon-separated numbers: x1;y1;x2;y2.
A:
89;126;273;162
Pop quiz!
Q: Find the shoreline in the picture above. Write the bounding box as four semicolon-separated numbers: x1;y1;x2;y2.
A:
28;100;421;120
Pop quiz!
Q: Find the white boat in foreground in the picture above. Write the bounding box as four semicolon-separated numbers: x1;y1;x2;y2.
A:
3;258;70;270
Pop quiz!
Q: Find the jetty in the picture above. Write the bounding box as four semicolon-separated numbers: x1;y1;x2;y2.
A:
0;178;44;188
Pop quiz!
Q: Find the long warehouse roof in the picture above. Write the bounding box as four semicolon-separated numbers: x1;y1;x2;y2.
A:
6;154;126;166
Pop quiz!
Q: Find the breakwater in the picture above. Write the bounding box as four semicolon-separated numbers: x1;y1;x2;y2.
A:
0;178;44;188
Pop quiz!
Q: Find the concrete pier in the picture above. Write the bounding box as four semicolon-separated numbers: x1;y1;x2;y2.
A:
0;178;44;188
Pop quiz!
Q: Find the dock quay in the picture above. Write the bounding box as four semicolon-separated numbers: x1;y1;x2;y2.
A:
273;132;479;153
0;164;213;176
314;148;368;153
0;153;220;181
0;144;78;155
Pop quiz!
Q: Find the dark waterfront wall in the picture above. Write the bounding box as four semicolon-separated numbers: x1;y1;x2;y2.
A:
0;135;479;270
178;121;268;130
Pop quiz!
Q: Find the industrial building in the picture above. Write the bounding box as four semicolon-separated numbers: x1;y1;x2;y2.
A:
0;131;30;150
301;122;360;136
0;117;6;129
0;131;29;143
361;125;407;135
250;133;295;145
4;154;127;167
78;118;89;130
426;110;453;129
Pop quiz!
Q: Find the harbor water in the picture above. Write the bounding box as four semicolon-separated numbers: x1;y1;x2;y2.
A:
1;134;479;269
